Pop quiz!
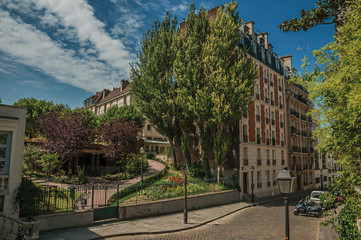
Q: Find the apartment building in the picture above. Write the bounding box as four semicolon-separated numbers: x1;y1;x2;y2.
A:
0;104;26;217
83;80;169;155
283;57;315;191
239;21;288;198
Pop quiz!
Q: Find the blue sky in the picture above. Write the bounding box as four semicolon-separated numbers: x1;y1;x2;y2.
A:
0;0;334;109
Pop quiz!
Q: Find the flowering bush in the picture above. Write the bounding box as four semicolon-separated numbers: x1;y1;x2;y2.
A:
141;175;206;200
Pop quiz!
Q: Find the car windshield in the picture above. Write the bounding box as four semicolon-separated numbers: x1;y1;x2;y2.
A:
311;192;322;198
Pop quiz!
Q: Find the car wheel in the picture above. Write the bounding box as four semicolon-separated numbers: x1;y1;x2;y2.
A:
294;210;299;215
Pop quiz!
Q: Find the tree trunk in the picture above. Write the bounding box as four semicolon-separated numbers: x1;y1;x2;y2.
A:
200;126;211;178
169;138;177;169
217;164;222;184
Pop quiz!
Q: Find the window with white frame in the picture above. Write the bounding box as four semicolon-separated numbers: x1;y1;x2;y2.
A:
257;171;262;188
0;132;12;175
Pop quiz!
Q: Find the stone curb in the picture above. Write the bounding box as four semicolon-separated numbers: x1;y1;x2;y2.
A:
89;198;285;239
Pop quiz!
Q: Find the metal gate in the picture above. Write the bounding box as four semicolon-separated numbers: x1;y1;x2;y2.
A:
93;206;118;221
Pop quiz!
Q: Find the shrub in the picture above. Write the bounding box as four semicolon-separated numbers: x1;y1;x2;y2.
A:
188;162;205;179
40;153;59;180
125;153;149;175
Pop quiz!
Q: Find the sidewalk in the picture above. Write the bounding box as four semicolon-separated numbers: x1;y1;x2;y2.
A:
40;201;251;240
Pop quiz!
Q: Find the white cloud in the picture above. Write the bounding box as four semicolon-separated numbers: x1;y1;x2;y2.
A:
0;9;120;92
170;2;189;13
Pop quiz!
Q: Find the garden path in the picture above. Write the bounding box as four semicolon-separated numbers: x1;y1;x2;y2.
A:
31;159;166;208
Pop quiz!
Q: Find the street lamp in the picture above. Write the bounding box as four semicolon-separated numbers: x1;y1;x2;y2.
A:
251;165;255;203
140;147;145;187
277;166;296;240
320;168;323;190
180;166;188;224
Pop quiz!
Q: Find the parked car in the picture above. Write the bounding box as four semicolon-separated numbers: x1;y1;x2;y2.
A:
310;190;326;204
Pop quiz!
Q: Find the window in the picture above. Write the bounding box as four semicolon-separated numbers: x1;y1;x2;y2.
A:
255;85;260;100
124;96;127;105
265;89;269;103
271;112;275;125
265;109;269;124
281;151;285;165
243;125;248;142
266;129;269;145
243;148;248;166
280;115;284;128
279;96;282;108
257;148;261;165
267;149;270;165
0;195;3;212
147;125;151;131
256;106;260;122
281;133;284;146
0;132;11;175
260;38;265;47
270;73;274;86
272;150;276;165
271;92;274;105
272;131;275;146
257;171;262;188
266;170;270;186
244;26;250;35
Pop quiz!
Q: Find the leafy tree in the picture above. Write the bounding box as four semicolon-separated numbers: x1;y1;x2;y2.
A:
40;153;59;180
13;97;65;138
37;110;96;169
100;119;141;171
99;105;145;128
291;1;361;238
130;13;179;168
23;145;45;172
173;4;211;175
279;0;351;32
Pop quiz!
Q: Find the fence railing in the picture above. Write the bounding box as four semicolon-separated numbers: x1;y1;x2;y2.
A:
0;212;39;240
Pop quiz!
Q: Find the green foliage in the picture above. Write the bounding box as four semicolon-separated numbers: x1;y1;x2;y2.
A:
13;97;65;138
124;153;149;175
294;1;361;238
188;162;205;179
130;12;178;169
99;105;145;128
279;0;350;32
40;153;59;180
13;177;42;218
23;145;45;173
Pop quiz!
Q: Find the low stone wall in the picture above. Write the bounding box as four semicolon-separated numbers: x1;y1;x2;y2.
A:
37;209;94;231
119;190;240;220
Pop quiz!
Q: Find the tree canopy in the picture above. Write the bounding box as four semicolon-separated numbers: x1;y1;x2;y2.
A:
279;0;350;32
13;97;65;138
99;105;145;128
291;0;361;238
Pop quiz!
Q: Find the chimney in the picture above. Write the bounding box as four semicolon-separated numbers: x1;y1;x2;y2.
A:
243;20;255;36
120;79;129;91
280;55;292;70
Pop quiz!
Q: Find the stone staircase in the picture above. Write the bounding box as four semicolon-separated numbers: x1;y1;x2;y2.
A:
0;212;39;240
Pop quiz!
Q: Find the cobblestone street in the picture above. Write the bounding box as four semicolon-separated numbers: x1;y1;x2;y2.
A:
112;199;322;240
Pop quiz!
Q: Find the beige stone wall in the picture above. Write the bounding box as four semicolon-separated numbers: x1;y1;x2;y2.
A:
0;105;26;218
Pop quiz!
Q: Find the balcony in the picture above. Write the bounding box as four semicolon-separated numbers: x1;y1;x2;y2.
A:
266;117;269;124
280;122;284;128
302;147;308;153
257;159;262;165
257;136;261;144
271;100;275;106
265;97;269;103
243;135;248;143
264;78;268;84
257;183;262;188
296;165;302;171
256;114;260;122
292;145;300;152
291;126;300;135
280;104;283;109
266;138;269;145
279;86;282;91
255;93;260;100
302;131;307;137
272;159;276;165
294;93;308;105
281;141;284;146
272;138;276;146
272;119;275;125
303;165;308;170
0;176;9;194
243;159;248;166
267;159;270;165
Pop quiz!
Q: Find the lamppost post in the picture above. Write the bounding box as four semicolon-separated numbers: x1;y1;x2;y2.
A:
320;168;323;190
277;166;295;240
251;165;255;203
140;147;145;187
181;167;188;224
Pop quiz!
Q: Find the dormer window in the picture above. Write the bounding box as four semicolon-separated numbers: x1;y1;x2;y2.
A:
244;26;250;35
260;38;265;47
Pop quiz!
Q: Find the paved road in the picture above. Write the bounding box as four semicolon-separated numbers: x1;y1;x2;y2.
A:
112;200;322;240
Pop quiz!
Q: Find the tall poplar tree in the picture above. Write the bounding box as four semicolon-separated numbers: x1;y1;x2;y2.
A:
202;1;257;182
130;13;179;168
173;4;212;175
